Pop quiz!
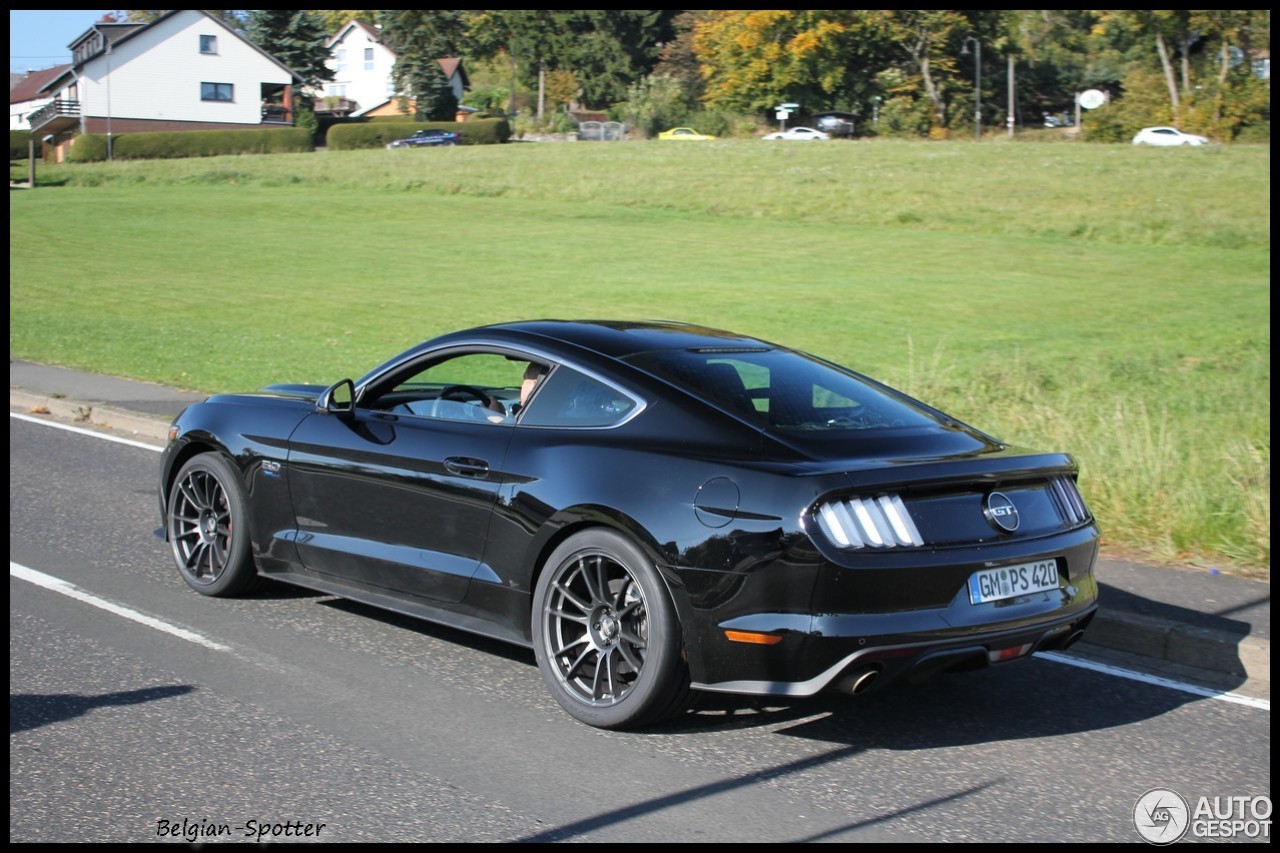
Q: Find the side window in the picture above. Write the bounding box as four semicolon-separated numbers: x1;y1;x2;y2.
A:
520;366;637;428
199;35;217;54
365;352;529;424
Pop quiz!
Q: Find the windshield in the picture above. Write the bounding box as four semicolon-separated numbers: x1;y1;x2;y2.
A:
624;347;941;433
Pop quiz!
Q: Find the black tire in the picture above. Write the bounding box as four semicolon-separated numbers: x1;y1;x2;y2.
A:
166;453;259;597
533;529;690;729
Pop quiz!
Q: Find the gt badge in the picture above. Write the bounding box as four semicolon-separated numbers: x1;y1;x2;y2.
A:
984;492;1020;533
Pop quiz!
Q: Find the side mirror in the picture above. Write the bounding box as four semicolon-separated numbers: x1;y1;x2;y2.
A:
318;379;356;418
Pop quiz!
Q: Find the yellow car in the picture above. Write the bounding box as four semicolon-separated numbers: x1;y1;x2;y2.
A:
657;127;717;141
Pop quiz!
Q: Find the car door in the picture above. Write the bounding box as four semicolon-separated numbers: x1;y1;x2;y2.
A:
284;351;525;604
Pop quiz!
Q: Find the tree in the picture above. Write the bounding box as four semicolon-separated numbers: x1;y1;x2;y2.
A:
653;10;712;104
468;11;674;115
468;11;560;123
1087;9;1270;139
550;10;674;107
1190;10;1271;130
694;11;898;122
306;10;379;36
870;10;967;130
693;11;809;112
123;10;244;30
379;10;466;121
245;10;335;105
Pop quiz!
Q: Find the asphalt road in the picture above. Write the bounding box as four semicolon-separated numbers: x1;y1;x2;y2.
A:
10;415;1272;843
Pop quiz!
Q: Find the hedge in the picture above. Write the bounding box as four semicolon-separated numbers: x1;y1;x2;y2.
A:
67;127;313;162
326;118;511;150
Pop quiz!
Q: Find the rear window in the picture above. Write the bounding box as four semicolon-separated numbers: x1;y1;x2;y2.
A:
624;348;939;433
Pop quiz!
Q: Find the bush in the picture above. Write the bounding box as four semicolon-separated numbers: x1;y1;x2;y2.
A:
67;134;109;162
67;127;313;162
878;96;933;138
1233;121;1270;144
326;118;510;149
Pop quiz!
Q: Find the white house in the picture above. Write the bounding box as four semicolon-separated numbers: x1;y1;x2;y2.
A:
318;19;467;118
30;10;300;156
10;65;71;130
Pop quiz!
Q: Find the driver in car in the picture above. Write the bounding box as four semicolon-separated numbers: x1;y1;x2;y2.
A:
513;362;548;415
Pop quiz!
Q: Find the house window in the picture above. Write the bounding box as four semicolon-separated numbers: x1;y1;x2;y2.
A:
328;84;347;98
200;34;217;54
364;48;374;70
335;48;346;73
201;82;234;102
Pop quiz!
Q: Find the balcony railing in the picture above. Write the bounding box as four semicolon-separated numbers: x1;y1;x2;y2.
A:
29;99;80;132
260;104;294;124
313;97;359;116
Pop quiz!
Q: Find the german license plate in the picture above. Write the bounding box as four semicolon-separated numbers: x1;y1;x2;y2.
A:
968;559;1060;604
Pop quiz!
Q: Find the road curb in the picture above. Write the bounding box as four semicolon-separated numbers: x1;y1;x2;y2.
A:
1085;608;1270;689
11;388;172;442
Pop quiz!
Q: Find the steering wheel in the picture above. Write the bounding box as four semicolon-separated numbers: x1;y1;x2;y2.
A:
439;384;505;415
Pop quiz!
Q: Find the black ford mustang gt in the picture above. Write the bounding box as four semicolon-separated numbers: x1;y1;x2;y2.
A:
159;320;1099;728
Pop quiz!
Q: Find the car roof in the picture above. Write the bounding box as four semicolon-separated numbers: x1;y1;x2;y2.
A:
474;319;774;360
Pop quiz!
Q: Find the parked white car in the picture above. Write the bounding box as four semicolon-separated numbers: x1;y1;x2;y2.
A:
763;127;830;141
1132;126;1209;147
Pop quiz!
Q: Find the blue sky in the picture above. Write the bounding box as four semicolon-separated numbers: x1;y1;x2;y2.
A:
10;10;114;74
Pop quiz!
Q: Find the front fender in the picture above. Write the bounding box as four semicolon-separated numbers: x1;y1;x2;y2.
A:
159;399;310;571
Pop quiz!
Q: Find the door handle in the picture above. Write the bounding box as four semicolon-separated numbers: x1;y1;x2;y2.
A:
444;456;490;478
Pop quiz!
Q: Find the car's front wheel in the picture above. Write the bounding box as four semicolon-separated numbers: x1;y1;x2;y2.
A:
166;453;259;596
533;529;690;729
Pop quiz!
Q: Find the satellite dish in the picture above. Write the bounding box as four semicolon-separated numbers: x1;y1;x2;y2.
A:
1077;89;1107;110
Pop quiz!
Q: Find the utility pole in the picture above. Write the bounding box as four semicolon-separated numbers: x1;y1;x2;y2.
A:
962;37;981;140
1007;55;1016;139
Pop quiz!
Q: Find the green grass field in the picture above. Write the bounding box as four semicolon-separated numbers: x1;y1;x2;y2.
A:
9;140;1271;572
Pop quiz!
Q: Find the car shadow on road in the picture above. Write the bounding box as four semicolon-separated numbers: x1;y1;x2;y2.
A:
666;655;1210;745
311;591;1225;745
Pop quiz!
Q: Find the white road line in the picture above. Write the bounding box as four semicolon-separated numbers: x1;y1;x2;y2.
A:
10;562;231;652
9;411;163;452
1037;651;1269;711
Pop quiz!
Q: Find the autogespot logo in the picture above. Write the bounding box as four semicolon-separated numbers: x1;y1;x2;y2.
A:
1134;789;1190;844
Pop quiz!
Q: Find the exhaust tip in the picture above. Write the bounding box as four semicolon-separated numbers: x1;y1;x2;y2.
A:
835;666;880;696
1061;629;1086;650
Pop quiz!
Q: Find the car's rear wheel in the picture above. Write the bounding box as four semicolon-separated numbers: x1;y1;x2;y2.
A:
166;453;259;597
533;529;690;729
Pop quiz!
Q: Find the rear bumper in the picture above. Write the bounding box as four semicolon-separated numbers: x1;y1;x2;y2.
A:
676;523;1101;696
693;604;1097;696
